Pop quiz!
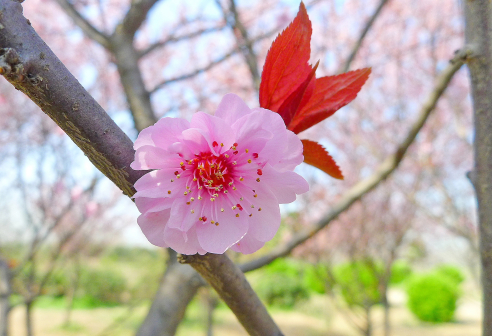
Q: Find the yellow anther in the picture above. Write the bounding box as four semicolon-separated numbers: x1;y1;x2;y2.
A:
245;149;249;153
235;214;240;217
248;159;252;163
239;177;244;181
221;208;225;212
256;178;260;182
168;190;172;194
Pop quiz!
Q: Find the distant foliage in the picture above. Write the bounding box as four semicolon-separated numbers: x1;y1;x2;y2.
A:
79;267;127;306
406;265;464;322
255;259;310;308
389;260;413;285
333;261;382;308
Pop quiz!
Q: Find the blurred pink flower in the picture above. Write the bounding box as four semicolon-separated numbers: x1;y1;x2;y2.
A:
131;94;309;254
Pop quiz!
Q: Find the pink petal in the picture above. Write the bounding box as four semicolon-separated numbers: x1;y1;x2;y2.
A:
164;225;207;255
135;197;174;213
151;117;190;150
137;209;171;247
231;233;265;254
196;200;248;254
215;93;252;125
166;197;203;232
180;128;211;156
231;110;273;152
134;126;155;149
236;181;281;242
261;163;309;204
133;169;185;198
190;112;235;155
131;145;179;170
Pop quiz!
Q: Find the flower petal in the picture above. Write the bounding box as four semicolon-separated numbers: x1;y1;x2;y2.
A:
137;209;171;247
166;197;203;232
134;126;155;149
261;163;309;203
151;117;190;150
215;93;252;125
190;112;235;155
164;225;207;255
231;233;265;254
196;200;248;254
131;145;179;170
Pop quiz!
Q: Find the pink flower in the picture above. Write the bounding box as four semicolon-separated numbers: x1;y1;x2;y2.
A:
131;94;309;254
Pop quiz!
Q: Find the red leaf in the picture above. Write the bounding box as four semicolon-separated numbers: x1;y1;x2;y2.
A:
259;2;312;113
289;68;371;134
302;139;343;179
277;61;318;127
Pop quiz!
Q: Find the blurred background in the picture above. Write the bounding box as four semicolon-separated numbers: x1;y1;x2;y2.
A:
0;0;478;335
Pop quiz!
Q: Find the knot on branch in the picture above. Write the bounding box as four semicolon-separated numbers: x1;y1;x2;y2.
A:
0;48;44;86
452;46;477;64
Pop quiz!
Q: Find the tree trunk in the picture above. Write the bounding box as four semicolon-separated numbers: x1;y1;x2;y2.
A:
63;257;81;327
383;293;390;336
136;261;202;336
0;259;11;336
25;300;33;336
463;1;492;335
365;306;372;336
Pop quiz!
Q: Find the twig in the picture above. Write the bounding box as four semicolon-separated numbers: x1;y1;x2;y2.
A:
54;0;110;48
340;0;390;73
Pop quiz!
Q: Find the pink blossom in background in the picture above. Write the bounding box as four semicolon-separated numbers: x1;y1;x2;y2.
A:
131;94;309;254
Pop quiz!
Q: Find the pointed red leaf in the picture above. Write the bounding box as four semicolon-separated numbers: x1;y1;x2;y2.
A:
277;61;318;127
289;68;371;134
259;2;312;113
302;139;343;179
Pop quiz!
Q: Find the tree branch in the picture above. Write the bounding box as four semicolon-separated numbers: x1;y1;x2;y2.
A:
117;0;161;38
340;0;390;73
0;0;143;196
138;25;227;59
150;29;277;94
54;0;110;48
179;253;284;336
241;53;465;273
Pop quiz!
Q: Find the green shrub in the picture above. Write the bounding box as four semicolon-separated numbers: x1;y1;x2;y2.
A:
390;260;412;285
303;264;328;294
79;267;127;306
255;259;310;308
406;272;460;322
333;261;382;308
436;265;465;286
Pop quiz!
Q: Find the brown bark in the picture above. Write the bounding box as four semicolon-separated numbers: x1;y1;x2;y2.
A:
463;1;492;335
180;253;284;336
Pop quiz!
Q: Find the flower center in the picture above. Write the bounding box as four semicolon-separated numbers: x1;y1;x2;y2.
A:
192;152;233;192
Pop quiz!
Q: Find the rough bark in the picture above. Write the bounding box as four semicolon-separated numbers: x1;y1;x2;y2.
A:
180;253;284;336
0;259;10;336
463;1;492;335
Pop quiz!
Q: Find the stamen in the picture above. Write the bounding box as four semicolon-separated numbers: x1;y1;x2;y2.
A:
247;159;252;163
257;169;263;175
252;153;259;159
245;149;249;153
258;208;262;211
212;141;218;147
168;190;172;194
235;214;240;217
239;177;244;181
191;209;195;214
256;178;260;182
221;208;225;212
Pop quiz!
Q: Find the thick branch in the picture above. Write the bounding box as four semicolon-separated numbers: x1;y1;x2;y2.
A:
54;0;110;48
463;1;492;335
241;54;465;272
0;0;144;196
340;0;390;73
179;253;283;336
